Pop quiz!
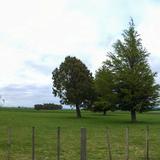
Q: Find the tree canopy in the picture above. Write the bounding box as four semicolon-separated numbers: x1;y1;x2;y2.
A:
52;56;94;118
94;66;117;115
103;19;160;122
52;19;160;121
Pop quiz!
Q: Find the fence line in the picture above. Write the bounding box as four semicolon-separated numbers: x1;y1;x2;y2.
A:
2;126;157;160
106;127;112;160
57;127;60;160
125;127;129;160
7;127;12;160
80;128;87;160
145;126;149;160
32;127;35;160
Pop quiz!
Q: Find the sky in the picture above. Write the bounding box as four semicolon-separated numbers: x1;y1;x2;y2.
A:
0;0;160;107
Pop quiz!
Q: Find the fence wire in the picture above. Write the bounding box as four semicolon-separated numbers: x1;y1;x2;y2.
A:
0;127;159;160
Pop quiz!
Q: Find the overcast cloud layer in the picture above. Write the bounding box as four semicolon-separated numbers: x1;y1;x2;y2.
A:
0;0;160;107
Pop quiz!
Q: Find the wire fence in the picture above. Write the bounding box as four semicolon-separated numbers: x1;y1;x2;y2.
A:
0;126;160;160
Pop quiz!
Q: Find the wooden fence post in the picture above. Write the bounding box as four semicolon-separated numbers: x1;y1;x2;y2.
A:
145;126;149;160
125;127;129;160
7;127;12;160
106;127;112;160
80;128;87;160
57;127;60;160
32;127;35;160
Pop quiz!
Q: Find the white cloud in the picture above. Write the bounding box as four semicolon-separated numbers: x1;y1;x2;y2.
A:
137;3;160;82
0;0;160;106
0;0;100;81
0;0;101;106
138;5;160;55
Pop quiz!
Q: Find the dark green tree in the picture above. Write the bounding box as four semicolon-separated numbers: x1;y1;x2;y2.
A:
104;19;160;122
94;66;117;115
52;56;94;118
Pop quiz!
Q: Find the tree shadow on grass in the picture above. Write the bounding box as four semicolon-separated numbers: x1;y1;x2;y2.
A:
112;119;160;125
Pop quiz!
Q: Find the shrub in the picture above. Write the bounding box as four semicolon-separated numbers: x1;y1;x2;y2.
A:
34;103;63;110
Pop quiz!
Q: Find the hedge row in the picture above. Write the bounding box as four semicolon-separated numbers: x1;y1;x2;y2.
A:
34;103;63;110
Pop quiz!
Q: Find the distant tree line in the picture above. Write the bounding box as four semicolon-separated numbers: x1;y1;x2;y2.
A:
34;103;63;110
52;19;160;122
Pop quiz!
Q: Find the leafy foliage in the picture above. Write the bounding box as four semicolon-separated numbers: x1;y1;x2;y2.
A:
52;56;94;117
103;19;160;121
94;66;117;115
34;103;63;110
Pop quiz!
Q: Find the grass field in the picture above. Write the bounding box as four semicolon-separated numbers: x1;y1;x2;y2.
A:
0;108;160;160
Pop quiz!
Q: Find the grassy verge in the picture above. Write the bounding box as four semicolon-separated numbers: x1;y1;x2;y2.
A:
0;108;160;159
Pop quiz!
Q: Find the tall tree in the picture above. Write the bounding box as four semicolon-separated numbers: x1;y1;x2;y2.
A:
52;56;94;118
94;66;117;115
104;19;160;122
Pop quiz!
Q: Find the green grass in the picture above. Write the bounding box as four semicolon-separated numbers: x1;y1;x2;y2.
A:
0;108;160;159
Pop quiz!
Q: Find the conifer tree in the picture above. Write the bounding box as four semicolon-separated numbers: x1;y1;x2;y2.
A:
104;19;160;122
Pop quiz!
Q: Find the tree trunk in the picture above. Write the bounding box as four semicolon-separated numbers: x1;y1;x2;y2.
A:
103;110;107;116
76;104;81;118
131;109;136;122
